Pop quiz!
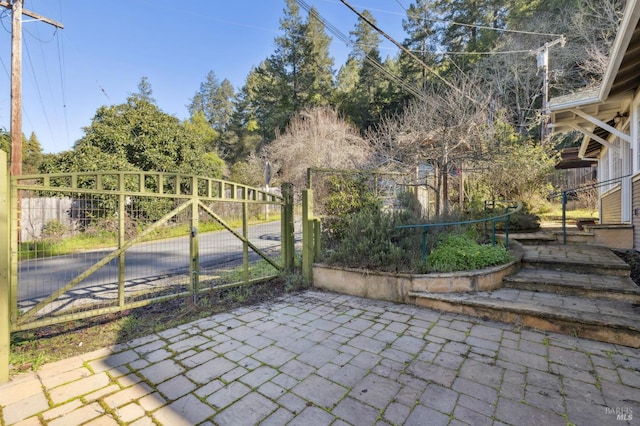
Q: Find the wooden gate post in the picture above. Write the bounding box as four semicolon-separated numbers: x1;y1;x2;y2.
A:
302;189;314;283
0;151;9;382
281;183;294;271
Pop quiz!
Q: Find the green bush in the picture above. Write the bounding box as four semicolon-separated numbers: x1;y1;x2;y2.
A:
322;187;515;273
322;175;381;241
41;219;68;243
495;203;540;231
506;211;540;231
323;191;423;272
427;234;512;272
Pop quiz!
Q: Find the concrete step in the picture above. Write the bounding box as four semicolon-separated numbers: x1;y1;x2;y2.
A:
508;232;557;245
509;230;598;246
503;268;640;302
521;245;631;276
409;288;640;347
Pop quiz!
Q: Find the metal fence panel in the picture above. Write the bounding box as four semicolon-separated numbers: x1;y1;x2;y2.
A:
10;172;289;331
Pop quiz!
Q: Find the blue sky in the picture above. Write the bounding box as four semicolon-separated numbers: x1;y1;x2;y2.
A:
0;0;408;154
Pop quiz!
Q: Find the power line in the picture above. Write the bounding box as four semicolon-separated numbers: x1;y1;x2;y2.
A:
297;0;426;100
56;23;70;145
23;38;55;142
338;0;479;104
319;0;563;38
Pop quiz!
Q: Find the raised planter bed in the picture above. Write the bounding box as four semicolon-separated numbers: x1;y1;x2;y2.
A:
312;240;524;304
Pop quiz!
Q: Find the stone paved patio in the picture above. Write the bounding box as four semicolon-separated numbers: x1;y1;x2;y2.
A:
1;290;639;425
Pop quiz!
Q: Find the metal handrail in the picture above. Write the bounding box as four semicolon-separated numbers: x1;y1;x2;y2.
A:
548;175;631;245
397;201;522;262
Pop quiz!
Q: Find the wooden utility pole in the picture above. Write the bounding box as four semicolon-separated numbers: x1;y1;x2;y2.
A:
0;1;63;176
530;36;565;144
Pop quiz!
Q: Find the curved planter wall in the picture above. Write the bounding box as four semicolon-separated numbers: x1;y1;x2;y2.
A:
312;240;524;304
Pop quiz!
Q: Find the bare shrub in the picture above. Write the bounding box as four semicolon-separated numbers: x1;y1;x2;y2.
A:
264;106;374;196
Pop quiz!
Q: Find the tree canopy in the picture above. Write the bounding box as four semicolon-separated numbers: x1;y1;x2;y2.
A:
40;95;224;178
29;0;620;215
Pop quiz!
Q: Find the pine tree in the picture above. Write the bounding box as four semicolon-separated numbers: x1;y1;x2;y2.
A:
23;132;43;174
434;0;508;70
337;10;385;131
237;0;335;141
303;6;335;106
188;70;236;133
400;0;440;90
135;76;156;104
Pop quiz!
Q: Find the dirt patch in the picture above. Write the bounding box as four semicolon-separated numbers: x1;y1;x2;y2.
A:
614;249;640;286
10;277;306;375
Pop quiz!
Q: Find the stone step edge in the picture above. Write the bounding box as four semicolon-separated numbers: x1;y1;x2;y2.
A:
409;291;640;347
502;272;640;296
521;261;630;277
407;291;640;331
522;256;631;270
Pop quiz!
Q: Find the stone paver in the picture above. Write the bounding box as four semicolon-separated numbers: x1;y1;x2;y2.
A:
2;290;640;425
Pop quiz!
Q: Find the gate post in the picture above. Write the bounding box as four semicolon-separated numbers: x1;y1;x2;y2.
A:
0;151;9;382
190;176;200;302
302;189;314;283
281;183;294;271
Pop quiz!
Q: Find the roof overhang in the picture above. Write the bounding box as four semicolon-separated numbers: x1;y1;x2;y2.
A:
550;91;632;156
555;147;597;170
549;0;640;158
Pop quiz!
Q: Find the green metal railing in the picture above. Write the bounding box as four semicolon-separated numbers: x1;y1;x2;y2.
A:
549;175;629;245
397;201;522;262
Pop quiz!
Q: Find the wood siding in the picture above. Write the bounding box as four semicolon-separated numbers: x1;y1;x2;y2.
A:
601;186;622;223
633;175;640;250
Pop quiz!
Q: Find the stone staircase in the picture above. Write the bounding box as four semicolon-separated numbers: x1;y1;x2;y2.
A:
409;239;640;347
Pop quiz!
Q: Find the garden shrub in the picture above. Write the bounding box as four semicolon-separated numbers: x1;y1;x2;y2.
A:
321;175;381;241
40;219;68;243
427;234;512;272
323;189;424;272
321;184;515;273
494;203;540;231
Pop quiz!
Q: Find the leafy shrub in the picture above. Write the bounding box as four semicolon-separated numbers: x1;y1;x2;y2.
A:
324;204;423;272
40;220;68;243
322;186;515;273
506;211;540;231
322;189;424;272
427;234;512;272
494;203;540;231
322;175;381;241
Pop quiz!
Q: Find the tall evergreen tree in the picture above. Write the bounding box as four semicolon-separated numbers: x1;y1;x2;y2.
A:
337;10;385;131
303;6;335;106
237;0;335;142
23;132;43;174
271;0;307;112
188;70;236;133
135;76;156;104
400;0;440;91
0;130;43;174
434;0;508;70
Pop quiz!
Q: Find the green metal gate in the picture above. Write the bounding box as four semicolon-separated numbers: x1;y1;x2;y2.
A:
0;154;294;381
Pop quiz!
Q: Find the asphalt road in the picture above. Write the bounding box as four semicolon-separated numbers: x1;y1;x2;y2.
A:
18;220;298;302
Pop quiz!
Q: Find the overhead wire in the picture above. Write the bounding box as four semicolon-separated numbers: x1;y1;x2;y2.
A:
31;16;60;147
0;8;38;135
56;0;70;145
319;0;564;38
23;36;55;141
297;0;426;100
338;0;480;104
1;1;69;148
